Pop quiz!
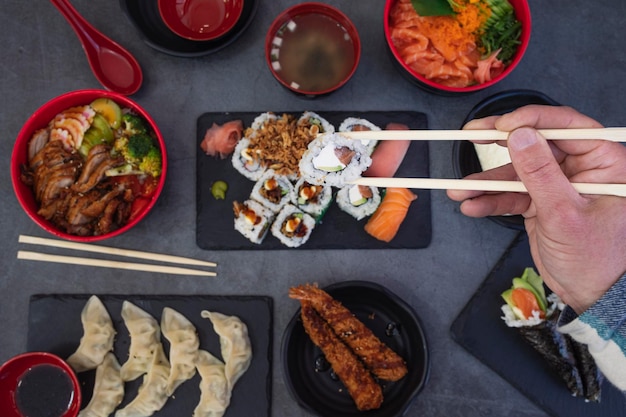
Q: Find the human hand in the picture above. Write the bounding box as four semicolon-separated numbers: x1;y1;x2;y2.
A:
447;105;626;313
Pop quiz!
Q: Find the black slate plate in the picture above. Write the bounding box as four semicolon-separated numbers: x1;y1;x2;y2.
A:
26;294;273;416
196;111;431;250
282;281;429;417
450;234;626;417
452;89;560;230
119;0;258;57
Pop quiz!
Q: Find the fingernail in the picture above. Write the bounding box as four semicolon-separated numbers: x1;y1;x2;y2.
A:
508;128;538;151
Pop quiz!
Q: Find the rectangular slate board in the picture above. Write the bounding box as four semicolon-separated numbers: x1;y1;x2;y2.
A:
26;294;273;417
196;111;432;250
450;233;626;416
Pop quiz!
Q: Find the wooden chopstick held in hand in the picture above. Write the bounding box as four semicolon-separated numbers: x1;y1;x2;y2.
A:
17;250;216;276
339;127;626;142
350;178;626;198
18;235;216;267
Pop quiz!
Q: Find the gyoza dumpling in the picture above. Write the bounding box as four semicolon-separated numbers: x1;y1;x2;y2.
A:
119;301;162;381
161;307;200;396
115;344;170;417
67;295;116;373
78;352;124;417
200;311;252;390
193;350;229;417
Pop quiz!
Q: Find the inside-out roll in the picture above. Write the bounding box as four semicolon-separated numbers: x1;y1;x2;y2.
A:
339;117;380;155
270;204;315;248
336;184;381;220
233;199;274;244
250;169;294;213
291;178;333;221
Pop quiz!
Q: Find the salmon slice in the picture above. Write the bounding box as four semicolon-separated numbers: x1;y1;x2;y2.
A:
364;188;417;242
363;123;410;178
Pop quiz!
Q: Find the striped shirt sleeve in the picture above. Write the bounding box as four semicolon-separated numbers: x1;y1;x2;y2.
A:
557;272;626;391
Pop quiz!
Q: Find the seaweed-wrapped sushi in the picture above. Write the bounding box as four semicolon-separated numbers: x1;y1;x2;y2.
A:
291;178;333;221
501;267;603;401
271;204;315;248
336;184;381;220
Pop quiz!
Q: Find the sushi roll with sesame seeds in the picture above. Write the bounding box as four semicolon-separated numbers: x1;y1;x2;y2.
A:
336;184;381;220
250;169;294;213
339;117;381;155
299;132;372;187
291;177;333;221
271;204;316;248
233;200;274;244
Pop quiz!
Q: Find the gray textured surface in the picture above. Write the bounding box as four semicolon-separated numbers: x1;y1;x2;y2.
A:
1;1;625;416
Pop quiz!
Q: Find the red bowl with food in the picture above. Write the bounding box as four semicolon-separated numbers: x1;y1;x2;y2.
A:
0;352;81;417
11;89;167;242
265;2;361;97
384;0;531;94
158;0;244;41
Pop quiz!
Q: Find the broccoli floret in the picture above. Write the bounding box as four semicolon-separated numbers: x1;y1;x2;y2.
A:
139;147;163;178
121;113;148;137
120;133;154;163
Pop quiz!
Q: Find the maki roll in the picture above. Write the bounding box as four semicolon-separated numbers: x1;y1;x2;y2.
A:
291;178;333;221
339;117;381;155
271;204;315;248
233;200;274;244
336;184;381;220
250;169;294;213
298;111;335;136
299;132;372;186
232;137;266;181
501;267;603;401
250;111;278;131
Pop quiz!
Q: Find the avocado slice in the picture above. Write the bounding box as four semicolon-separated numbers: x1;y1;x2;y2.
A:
79;114;115;158
351;197;367;206
317;165;344;172
90;98;122;129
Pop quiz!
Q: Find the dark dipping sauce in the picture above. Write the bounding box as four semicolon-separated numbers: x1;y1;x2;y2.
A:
270;13;356;93
14;364;74;417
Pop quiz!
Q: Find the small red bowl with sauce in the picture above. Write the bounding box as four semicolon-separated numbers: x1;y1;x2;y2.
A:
0;352;81;417
158;0;244;41
265;3;361;97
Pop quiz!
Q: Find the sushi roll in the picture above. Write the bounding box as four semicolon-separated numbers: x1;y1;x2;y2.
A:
291;178;333;220
299;132;372;187
501;267;603;401
250;111;278;131
233;200;274;244
250;169;294;213
298;111;335;136
336;184;381;220
271;204;315;248
232;137;266;181
339;117;381;155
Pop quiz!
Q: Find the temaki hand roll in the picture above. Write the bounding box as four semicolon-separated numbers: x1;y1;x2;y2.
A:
501;267;603;401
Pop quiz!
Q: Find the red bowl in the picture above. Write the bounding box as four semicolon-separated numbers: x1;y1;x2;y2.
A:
158;0;244;41
0;352;81;417
265;2;361;97
11;89;167;242
384;0;531;95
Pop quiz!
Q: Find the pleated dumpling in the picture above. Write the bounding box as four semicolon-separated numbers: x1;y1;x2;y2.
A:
67;295;116;373
161;307;200;396
193;350;229;417
119;301;162;381
200;311;252;390
115;344;171;417
78;352;124;417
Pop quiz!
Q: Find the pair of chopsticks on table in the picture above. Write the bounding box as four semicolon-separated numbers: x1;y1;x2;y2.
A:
341;127;626;197
17;235;217;277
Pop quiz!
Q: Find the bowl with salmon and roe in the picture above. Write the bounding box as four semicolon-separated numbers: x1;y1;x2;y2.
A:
11;89;167;242
384;0;531;95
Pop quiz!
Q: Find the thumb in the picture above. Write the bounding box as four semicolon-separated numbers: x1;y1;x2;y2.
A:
507;128;580;211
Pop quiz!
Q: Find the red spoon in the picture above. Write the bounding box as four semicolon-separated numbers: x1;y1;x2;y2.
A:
50;0;143;95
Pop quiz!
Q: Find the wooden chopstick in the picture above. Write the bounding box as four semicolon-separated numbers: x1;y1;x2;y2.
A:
339;127;626;142
18;235;216;267
17;250;217;277
349;178;626;197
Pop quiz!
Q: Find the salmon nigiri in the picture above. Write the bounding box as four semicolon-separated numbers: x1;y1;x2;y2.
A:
364;188;417;243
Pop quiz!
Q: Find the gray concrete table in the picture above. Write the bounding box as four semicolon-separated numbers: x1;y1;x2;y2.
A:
1;1;624;416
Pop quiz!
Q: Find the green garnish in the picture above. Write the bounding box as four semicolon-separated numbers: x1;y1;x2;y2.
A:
411;0;455;16
211;180;228;200
480;0;522;63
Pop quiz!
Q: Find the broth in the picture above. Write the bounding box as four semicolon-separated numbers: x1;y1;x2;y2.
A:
270;13;356;93
15;364;74;417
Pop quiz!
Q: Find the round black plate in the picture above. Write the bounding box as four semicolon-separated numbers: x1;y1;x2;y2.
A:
452;89;560;230
119;0;258;57
282;281;429;417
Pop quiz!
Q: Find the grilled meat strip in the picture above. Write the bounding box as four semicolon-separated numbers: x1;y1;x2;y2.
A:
290;284;408;381
299;301;383;411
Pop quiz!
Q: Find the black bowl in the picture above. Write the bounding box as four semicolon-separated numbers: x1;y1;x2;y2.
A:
282;280;429;416
452;89;560;230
